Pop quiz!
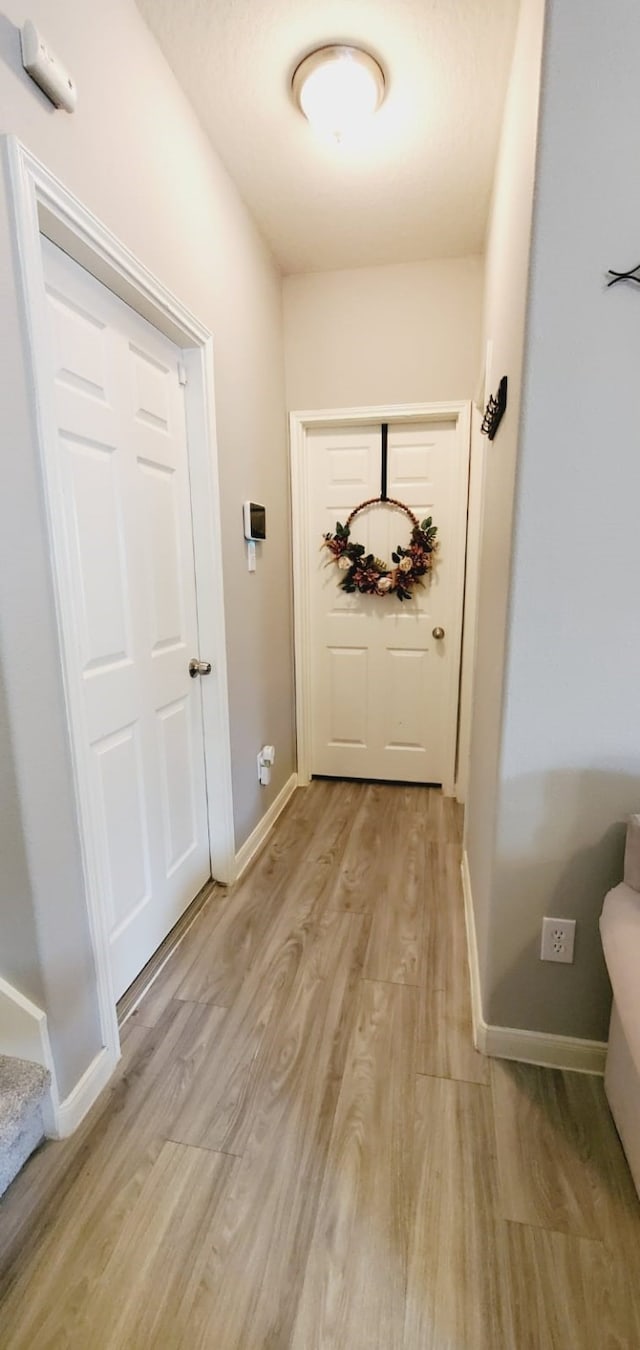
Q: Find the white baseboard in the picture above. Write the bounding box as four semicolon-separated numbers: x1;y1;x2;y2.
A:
234;773;298;882
52;1044;119;1139
461;850;607;1077
479;1022;607;1075
461;850;484;1047
0;975;123;1136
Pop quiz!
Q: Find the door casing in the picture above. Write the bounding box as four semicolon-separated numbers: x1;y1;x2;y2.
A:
3;137;235;1110
290;402;472;795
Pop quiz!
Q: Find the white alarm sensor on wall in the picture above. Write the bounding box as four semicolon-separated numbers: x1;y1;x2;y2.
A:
21;21;77;112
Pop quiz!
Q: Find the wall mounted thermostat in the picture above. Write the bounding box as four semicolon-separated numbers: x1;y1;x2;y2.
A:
243;501;266;541
21;21;77;112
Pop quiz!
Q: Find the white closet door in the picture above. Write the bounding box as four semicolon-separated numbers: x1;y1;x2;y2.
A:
308;419;467;784
42;238;211;999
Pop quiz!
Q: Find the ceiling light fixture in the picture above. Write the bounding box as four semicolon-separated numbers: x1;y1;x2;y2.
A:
292;45;386;142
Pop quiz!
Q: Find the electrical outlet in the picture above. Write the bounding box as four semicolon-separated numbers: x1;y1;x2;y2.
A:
540;917;576;964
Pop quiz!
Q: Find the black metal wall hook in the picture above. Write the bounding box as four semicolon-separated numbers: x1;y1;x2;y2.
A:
481;375;508;441
607;263;640;288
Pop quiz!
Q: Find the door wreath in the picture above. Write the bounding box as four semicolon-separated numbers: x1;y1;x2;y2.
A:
323;496;438;602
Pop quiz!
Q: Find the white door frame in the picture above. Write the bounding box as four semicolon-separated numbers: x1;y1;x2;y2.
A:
290;401;472;795
3;136;235;1087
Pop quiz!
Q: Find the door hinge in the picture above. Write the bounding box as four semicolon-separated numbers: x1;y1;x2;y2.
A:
178;361;188;387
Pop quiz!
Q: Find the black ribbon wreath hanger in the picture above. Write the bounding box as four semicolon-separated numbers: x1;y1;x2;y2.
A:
380;423;388;499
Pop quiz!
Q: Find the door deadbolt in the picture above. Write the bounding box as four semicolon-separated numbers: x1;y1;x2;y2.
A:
189;658;212;677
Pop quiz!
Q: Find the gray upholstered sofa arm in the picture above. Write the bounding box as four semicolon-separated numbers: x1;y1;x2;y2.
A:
624;813;640;892
599;815;640;1197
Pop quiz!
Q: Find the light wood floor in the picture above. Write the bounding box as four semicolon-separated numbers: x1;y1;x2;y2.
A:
1;780;639;1348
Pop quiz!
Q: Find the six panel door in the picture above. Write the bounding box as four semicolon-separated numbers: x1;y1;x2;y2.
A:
42;238;211;999
308;420;467;784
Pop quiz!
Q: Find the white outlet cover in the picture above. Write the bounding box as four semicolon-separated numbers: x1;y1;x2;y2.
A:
540;916;576;964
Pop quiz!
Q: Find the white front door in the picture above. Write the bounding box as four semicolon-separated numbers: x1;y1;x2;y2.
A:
307;419;468;785
41;238;211;999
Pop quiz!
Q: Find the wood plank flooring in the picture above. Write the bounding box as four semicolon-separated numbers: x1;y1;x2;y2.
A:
1;780;639;1348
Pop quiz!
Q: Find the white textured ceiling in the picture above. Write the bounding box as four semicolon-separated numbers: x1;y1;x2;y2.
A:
136;0;519;274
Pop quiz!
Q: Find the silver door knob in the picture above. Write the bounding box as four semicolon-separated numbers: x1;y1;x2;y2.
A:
432;627;445;640
189;658;212;678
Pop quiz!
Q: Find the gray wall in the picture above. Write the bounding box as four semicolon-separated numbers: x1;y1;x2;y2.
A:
465;0;546;990
283;257;483;411
486;0;640;1040
468;0;640;1043
0;0;293;1096
0;668;46;1010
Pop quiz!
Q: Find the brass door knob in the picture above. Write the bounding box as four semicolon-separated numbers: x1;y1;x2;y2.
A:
432;627;445;640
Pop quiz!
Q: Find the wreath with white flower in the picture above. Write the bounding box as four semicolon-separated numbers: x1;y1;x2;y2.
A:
323;496;439;602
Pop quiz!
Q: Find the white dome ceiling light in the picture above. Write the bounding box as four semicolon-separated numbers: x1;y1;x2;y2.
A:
292;45;386;142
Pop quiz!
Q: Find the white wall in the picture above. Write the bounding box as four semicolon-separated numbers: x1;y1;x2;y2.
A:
283;257;483;411
484;0;640;1041
465;0;546;986
0;0;293;1096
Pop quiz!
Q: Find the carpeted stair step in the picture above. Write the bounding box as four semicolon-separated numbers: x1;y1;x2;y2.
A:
0;1055;51;1199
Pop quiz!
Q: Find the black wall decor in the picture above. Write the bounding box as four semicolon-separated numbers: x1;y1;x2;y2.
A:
607;262;640;288
481;375;508;441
